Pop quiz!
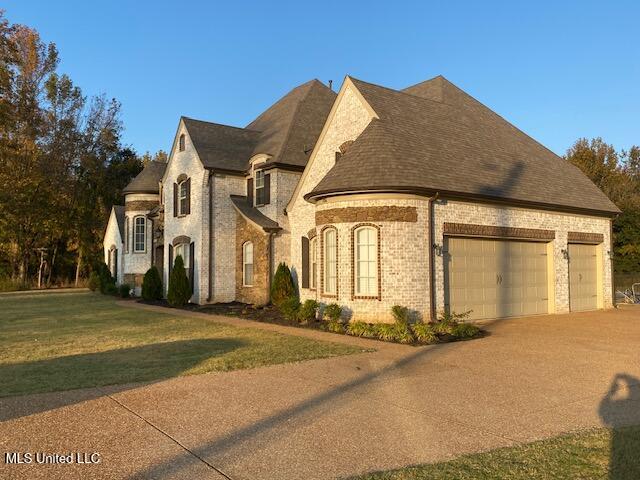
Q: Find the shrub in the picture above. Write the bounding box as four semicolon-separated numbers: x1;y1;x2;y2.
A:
270;263;297;307
392;322;415;344
95;262;115;294
88;272;100;292
105;283;118;295
432;320;455;335
438;310;471;323
346;321;377;338
142;266;163;301
0;276;30;292
167;255;191;306
326;319;346;334
280;296;301;321
451;322;480;339
374;323;398;342
118;283;131;298
391;305;410;326
297;299;318;323
412;322;438;344
323;303;342;322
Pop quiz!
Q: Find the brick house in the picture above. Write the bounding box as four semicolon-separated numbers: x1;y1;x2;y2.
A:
104;76;619;322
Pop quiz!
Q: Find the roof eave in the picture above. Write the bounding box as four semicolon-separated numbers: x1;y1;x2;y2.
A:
304;186;620;218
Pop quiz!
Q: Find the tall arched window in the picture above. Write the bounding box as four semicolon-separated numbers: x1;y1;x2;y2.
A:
323;228;337;295
179;134;185;151
134;216;146;253
243;242;254;286
354;226;378;297
310;237;317;290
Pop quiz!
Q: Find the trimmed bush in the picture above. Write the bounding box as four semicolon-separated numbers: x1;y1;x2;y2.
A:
88;272;100;292
118;283;131;298
412;322;438;344
451;322;480;339
142;266;163;301
297;299;319;323
167;255;191;307
270;263;296;307
323;303;342;322
105;283;118;295
280;296;301;321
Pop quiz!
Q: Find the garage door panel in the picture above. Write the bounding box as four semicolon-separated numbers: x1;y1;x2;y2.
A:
569;244;598;312
445;237;549;321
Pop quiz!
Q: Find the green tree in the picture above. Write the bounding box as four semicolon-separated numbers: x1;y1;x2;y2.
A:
270;262;297;306
142;266;163;301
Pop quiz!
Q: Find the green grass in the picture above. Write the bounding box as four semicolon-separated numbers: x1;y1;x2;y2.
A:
354;426;640;480
0;292;366;397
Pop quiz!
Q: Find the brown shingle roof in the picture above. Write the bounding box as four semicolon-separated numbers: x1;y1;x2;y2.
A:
230;195;281;232
307;76;620;216
182;118;261;172
123;161;167;194
247;79;336;169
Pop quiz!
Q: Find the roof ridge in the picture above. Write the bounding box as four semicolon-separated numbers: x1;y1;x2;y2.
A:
350;76;562;160
182;116;261;133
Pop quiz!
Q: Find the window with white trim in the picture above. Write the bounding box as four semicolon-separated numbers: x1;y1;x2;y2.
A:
355;226;378;296
323;228;337;294
310;237;317;289
243;242;253;286
134;216;146;252
175;243;190;277
255;170;265;205
124;217;129;253
179;180;188;215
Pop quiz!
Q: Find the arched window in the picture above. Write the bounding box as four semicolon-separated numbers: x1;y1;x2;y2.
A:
179;134;185;151
124;216;129;253
310;236;317;290
243;242;254;286
323;228;337;295
134;216;146;253
354;226;378;297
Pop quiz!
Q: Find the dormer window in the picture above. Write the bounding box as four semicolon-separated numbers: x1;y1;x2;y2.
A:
179;134;185;152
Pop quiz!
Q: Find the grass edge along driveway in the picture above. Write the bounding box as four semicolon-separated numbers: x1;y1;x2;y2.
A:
353;426;640;480
0;291;367;397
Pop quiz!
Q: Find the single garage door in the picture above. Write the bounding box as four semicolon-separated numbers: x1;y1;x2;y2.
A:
568;243;598;312
445;237;549;320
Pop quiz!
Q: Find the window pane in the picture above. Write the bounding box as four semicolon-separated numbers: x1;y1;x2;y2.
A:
356;227;377;295
324;230;337;294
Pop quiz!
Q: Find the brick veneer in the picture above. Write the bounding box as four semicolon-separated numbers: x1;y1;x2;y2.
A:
235;212;270;305
315;206;417;224
567;231;604;244
443;222;555;240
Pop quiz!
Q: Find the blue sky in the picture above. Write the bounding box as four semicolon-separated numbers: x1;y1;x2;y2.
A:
4;1;639;156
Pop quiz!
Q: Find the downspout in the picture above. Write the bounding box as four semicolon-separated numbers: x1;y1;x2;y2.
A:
428;193;440;322
207;173;214;302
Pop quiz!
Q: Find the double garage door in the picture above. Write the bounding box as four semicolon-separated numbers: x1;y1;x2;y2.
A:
445;237;599;320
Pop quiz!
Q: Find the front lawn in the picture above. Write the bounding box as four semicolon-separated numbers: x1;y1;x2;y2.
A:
0;292;365;397
354;426;640;479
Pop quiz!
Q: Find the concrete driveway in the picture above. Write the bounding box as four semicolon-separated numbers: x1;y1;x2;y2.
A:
2;307;640;480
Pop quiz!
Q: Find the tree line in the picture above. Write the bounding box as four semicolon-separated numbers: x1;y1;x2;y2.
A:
0;11;158;288
0;11;638;289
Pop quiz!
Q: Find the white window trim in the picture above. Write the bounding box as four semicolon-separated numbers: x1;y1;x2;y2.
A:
178;180;188;216
354;226;378;297
243;241;254;286
133;216;146;253
254;170;265;206
310;237;317;290
323;229;337;295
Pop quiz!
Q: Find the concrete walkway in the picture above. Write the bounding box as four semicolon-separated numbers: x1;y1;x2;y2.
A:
2;308;640;479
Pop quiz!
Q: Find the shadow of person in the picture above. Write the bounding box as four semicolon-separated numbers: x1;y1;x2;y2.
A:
598;373;640;479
